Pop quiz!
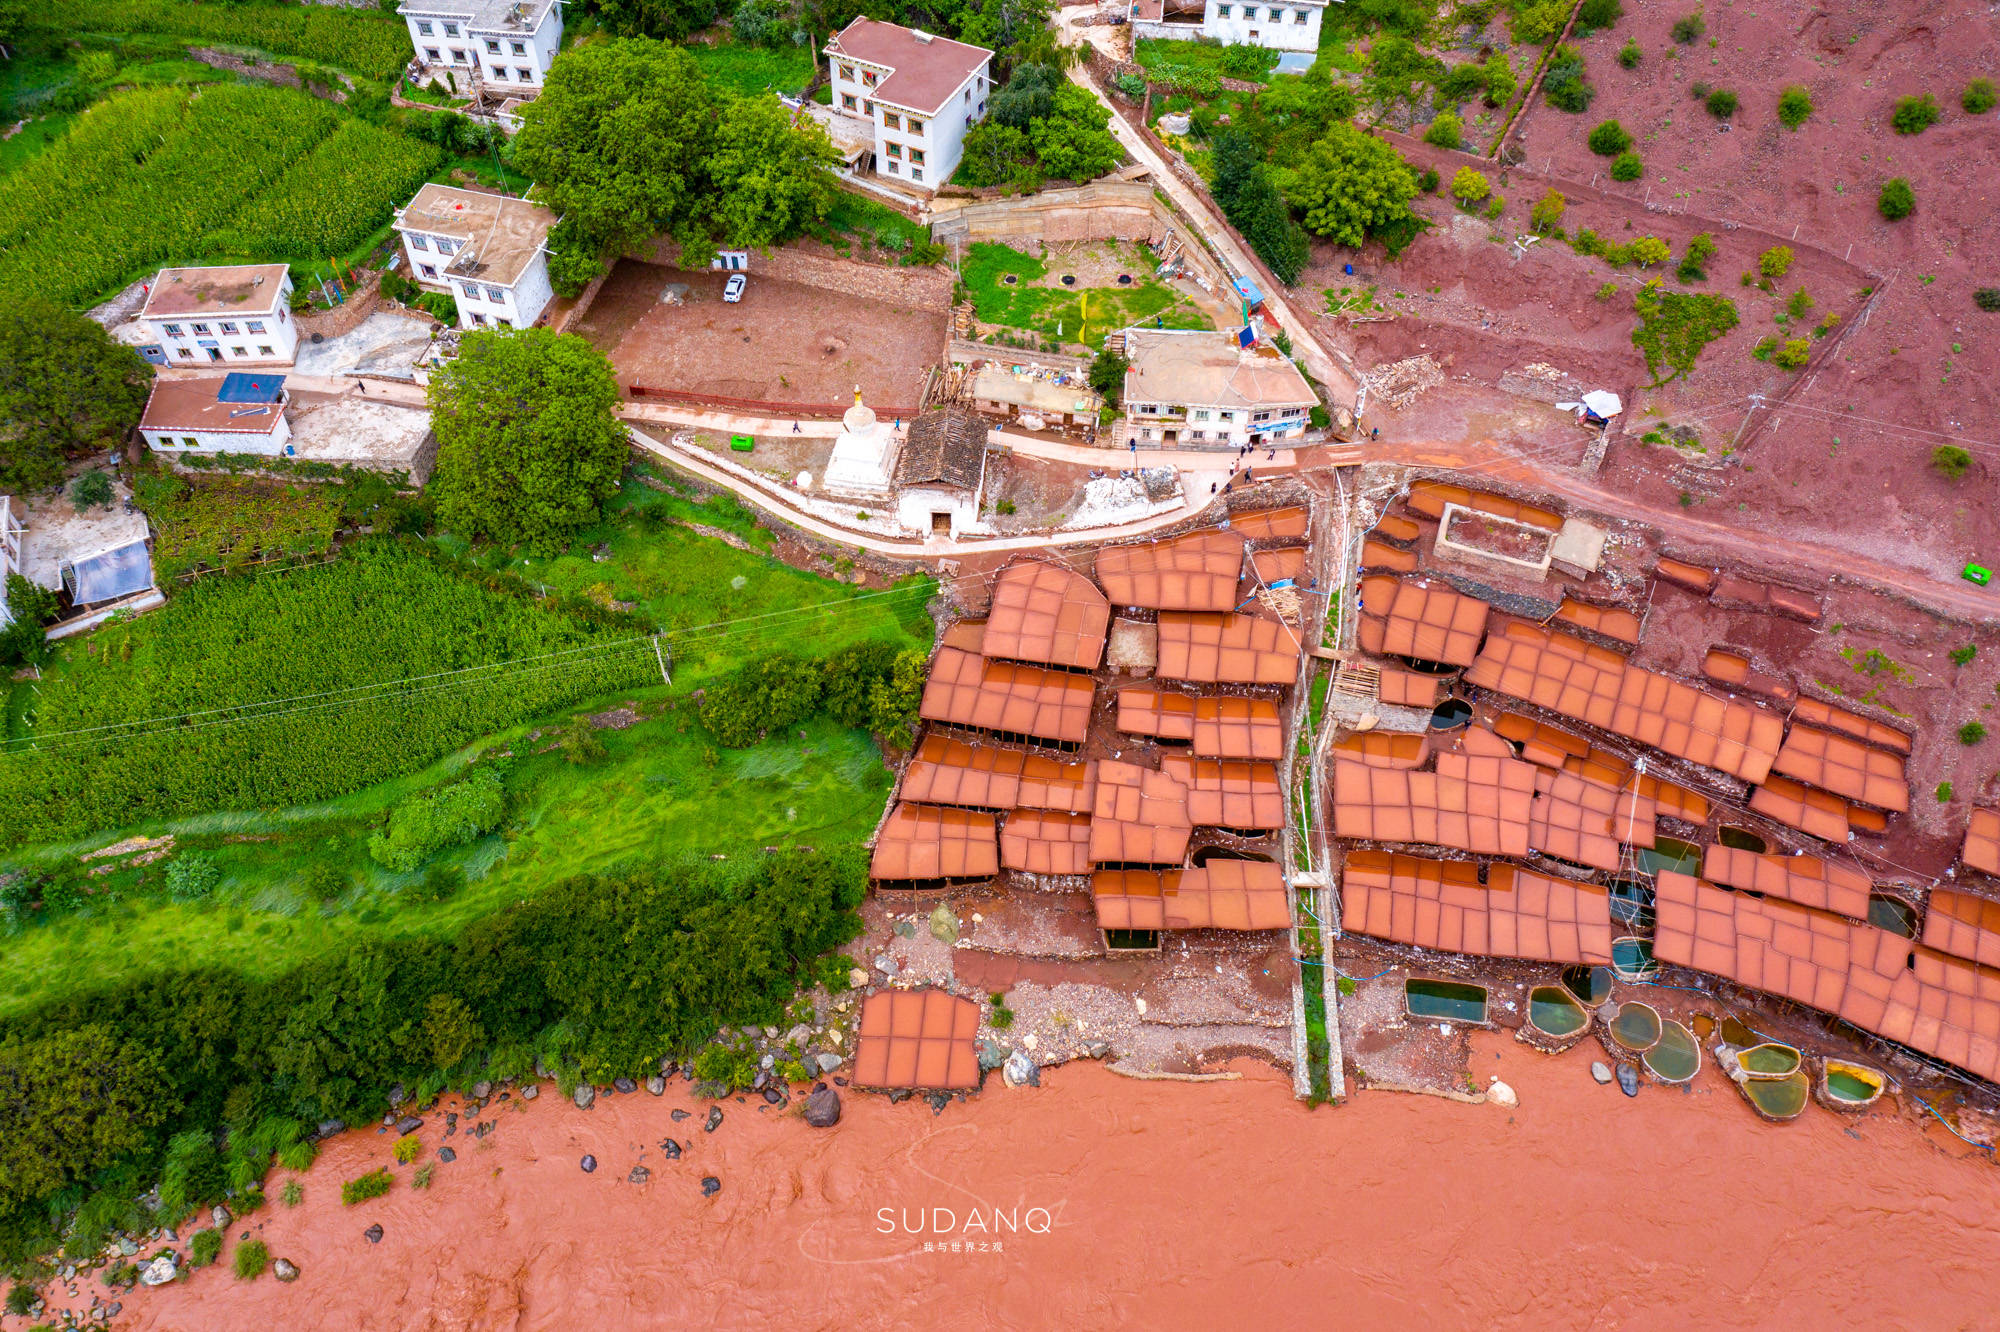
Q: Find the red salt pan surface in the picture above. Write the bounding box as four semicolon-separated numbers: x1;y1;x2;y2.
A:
96;1040;2000;1331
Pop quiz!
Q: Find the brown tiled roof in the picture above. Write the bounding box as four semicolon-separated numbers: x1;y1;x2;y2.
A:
1493;710;1591;767
1465;620;1784;783
1528;768;1655;871
828;19;992;115
1114;685;1198;740
940;619;987;652
1749;776;1853;842
1772;725;1909;812
1406;481;1562;530
1330;752;1534;855
1155;611;1301;685
853;989;982;1090
1093;869;1172;930
918;648;1094;745
1333;730;1428;768
1096;530;1246;611
1231;506;1308;540
1701;845;1871;918
1653;873;2000;1086
894;407;988;489
981;560;1110;670
139;377;288;437
1251;546;1308;584
1377;668;1440;710
1000;810;1094;875
1355;574;1490;667
1965;808;2000;877
1361;540;1419;573
1165;860;1291;930
1703;648;1795;703
1791;697;1913;756
1164;755;1285;830
869;803;999;881
1372;514;1422;543
1191;695;1284;760
1340;851;1615;963
1553;598;1641;645
1923;889;2000;970
1540;743;1710;826
899;735;1094;811
1653;557;1717;593
1458;725;1514;759
1090;761;1193;864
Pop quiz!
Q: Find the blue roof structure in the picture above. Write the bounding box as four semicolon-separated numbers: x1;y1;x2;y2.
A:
218;372;286;404
1232;277;1265;307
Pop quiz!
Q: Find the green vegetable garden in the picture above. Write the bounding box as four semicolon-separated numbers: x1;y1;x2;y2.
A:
0;83;440;307
25;0;413;82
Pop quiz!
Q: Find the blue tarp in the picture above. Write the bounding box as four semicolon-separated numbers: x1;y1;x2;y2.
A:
1232;276;1265;307
65;540;154;606
218;372;286;404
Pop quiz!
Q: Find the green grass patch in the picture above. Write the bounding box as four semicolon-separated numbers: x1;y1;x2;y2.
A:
1630;284;1739;384
683;41;817;98
143;474;346;577
26;0;414;80
808;190;932;262
960;241;1213;349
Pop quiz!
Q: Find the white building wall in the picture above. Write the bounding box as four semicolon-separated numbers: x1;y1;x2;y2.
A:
146;285;297;368
447;252;551;329
143;417;292;456
470;9;562;90
507;252;555;326
829;54;991;193
1203;0;1321;51
1127;401;1309;447
896;487;980;538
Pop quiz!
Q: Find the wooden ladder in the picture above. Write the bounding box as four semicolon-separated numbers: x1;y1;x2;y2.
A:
1331;663;1381;699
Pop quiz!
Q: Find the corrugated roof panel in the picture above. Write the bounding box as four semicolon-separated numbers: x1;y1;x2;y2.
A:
868;803;999;881
1155;611;1301;685
999;809;1093;876
1701;845;1871;918
1115;685;1199;741
1165;755;1285;830
1096;530;1246;611
917;648;1094;745
1773;724;1909;813
1355;574;1491;667
1165;860;1290;930
852;990;981;1090
1340;850;1613;964
1965;807;2000;877
1231;506;1308;541
1089;761;1192;864
981;560;1111;670
1191;695;1284;760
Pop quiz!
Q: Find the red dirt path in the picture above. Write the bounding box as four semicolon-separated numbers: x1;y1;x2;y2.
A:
76;1031;2000;1331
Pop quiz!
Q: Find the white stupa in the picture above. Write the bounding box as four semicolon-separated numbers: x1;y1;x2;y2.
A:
820;387;897;496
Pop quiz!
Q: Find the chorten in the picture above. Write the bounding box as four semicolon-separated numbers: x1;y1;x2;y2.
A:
821;386;898;495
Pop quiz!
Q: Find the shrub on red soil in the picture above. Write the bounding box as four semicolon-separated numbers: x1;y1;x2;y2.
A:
1778;86;1812;129
1530;188;1567;233
1543;47;1594;112
1631;283;1739;382
1891;94;1939;134
1961;722;1989;745
1933;445;1973;480
1676;232;1717;283
1671;12;1704;42
1424;112;1462;148
1878;177;1915;220
1759;246;1794;279
1609;150;1643;181
1975;289;2000;312
1588;119;1632;155
1706;88;1738;118
1617;39;1642;69
1772;338;1811;369
1967;78;1997;114
1451;166;1491;207
1576;0;1624;35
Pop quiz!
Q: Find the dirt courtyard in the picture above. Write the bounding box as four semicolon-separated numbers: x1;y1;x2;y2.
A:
575;261;946;410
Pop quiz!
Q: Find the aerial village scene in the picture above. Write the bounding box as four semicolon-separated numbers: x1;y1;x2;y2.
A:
0;0;1998;1325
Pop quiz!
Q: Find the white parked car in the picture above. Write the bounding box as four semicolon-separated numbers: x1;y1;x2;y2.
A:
723;273;747;303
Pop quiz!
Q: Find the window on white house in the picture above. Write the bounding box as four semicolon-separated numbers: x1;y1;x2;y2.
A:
248;321;266;334
492;66;507;80
411;235;430;250
862;70;876;86
231;346;247;357
183;437;198;447
883;111;900;129
460;282;480;298
177;348;194;359
418;20;433;34
163;324;182;337
863;100;873;115
1193;409;1210;421
1217;3;1231;14
498;319;512;329
840;64;854;80
421;264;438;278
516;67;533;81
192;323;210;335
426;47;441;60
1219;411;1234;421
435;238;456;254
887;143;901;158
911;167;923;181
888;161;899;173
451;49;466;63
470;312;487;326
1268;6;1281;17
487;39;501;52
486;285;505;302
842;93;857;110
908;118;923;134
1294;8;1308;19
1191;430;1205;440
444;22;459;35
511;41;526;55
221;323;238;335
258;345;275;357
910;148;924;164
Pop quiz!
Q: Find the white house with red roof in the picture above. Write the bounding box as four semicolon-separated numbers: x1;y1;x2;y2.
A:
824;18;993;193
140;264;297;367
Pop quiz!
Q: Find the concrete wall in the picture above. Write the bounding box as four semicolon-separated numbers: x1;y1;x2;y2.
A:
753;245;955;312
1203;0;1321;50
144;418;291;455
295;270;381;343
930;181;1165;248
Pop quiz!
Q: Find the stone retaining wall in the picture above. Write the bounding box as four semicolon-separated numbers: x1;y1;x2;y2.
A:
295;271;383;343
753;246;955;312
930;182;1165;249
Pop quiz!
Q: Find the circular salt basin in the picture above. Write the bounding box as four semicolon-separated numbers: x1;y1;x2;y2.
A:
1526;985;1588;1039
1741;1070;1811;1121
1737;1042;1802;1079
1821;1061;1886;1109
1561;964;1613;1007
1643;1020;1701;1084
1609;1001;1662;1053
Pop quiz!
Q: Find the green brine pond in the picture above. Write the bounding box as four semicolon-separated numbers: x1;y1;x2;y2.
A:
1527;985;1588;1037
1405;979;1488;1023
1742;1071;1811;1119
1644;1020;1700;1083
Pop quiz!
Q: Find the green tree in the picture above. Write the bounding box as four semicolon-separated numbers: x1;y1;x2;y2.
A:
989;62;1063;128
709;97;842;249
593;0;720;40
1291;125;1420;249
1026;85;1121;181
1423;112;1461;148
867;648;927;749
1759;245;1794;279
1210;130;1264;215
0;574;60;668
1232;172;1310;283
1481;52;1516;107
1609;150;1643;181
1629;235;1670;267
1777;85;1812;128
820;640;899;727
1878;177;1914;220
958;122;1036;187
1088;345;1129;404
0;300;151;494
426;329;628;552
0;1026;169;1210
513;39;716;273
1450;166;1490;206
1530;188;1567;233
1587;120;1631;155
421;993;483;1071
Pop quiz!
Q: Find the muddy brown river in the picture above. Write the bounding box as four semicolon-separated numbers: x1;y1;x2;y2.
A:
73;1032;2000;1330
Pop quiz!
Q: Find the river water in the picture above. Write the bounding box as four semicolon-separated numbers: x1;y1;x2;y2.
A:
97;1032;2000;1330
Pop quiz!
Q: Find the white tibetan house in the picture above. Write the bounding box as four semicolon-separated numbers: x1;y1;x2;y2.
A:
893;408;989;538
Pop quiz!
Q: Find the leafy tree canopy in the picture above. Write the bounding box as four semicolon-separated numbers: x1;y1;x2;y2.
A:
0;1025;169;1210
0;299;152;493
1291;124;1420;250
427;329;629;552
709;97;844;250
593;0;721;41
514;38;716;265
1026;83;1121;182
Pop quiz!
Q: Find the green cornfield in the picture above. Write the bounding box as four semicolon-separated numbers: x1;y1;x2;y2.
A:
29;0;414;81
0;541;659;848
0;85;440;307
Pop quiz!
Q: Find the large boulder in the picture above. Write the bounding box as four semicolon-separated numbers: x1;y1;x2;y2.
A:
1002;1050;1040;1088
803;1086;842;1128
272;1259;299;1282
139;1254;177;1287
573;1085;595;1110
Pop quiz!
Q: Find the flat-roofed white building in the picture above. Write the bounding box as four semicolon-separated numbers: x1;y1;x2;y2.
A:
1130;0;1327;53
141;264;297;367
399;0;563;98
825;18;993;193
138;374;291;456
0;495;23;627
1120;329;1317;448
394;183;557;330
